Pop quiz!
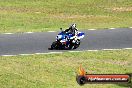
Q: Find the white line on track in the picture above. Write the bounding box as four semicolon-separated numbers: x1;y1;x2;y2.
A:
87;50;98;51
102;49;121;51
109;28;116;29
123;48;132;50
49;52;63;54
35;52;63;55
48;31;56;32
19;54;34;56
25;32;34;34
1;27;132;35
68;51;83;53
1;55;16;57
1;48;132;56
35;53;47;55
3;33;14;34
88;29;96;30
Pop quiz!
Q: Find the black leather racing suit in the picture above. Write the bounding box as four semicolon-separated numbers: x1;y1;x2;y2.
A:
64;27;78;36
64;27;78;47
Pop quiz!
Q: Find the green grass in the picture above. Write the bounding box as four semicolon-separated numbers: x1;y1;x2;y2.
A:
0;0;132;33
0;50;132;88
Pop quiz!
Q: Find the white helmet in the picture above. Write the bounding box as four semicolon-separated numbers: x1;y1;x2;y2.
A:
70;23;76;29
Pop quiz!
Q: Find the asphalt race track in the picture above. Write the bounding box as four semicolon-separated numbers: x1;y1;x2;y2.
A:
0;28;132;55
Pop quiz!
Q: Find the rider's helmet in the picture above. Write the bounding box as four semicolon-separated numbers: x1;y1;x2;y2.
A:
69;23;76;29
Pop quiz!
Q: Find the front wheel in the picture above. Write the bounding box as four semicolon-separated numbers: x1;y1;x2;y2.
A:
51;41;58;49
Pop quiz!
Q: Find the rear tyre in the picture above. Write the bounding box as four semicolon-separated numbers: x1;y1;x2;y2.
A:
66;40;74;50
67;44;73;50
73;39;80;49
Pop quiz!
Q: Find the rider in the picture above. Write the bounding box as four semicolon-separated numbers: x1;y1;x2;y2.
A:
64;23;79;48
64;23;78;36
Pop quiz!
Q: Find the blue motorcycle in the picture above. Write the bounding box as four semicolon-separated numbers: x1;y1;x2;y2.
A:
50;28;85;50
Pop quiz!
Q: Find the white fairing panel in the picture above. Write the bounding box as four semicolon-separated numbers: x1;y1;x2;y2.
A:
69;37;74;39
60;39;66;43
57;35;62;39
78;35;84;39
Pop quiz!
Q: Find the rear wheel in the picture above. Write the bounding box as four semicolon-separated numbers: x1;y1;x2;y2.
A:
66;40;74;50
67;44;73;50
73;39;80;49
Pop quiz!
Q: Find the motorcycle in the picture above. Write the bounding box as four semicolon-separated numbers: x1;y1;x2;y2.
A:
49;28;85;50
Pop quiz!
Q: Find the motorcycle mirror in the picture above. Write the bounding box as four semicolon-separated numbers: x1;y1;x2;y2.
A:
60;28;62;31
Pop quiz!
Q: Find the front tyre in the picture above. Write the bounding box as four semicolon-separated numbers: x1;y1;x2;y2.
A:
51;41;58;49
